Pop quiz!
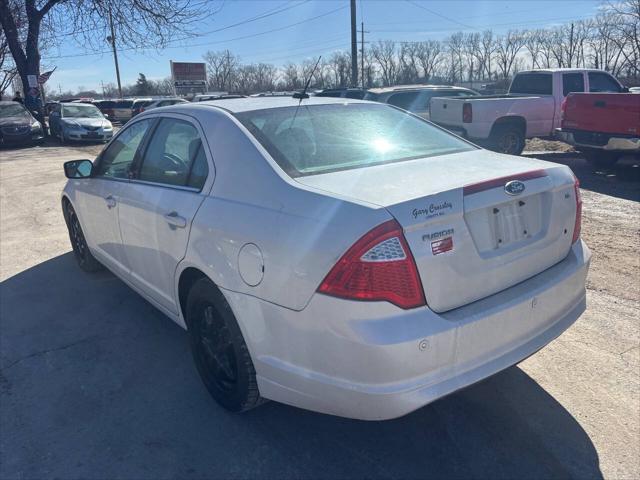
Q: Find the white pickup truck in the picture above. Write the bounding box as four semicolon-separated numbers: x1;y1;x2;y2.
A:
429;68;627;155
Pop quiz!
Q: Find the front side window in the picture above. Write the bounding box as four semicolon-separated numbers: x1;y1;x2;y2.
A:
588;72;622;92
0;103;28;117
137;118;207;188
235;103;475;177
94;119;153;179
510;73;552;95
563;73;585;96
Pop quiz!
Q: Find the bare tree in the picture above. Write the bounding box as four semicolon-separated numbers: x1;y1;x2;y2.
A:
398;42;420;84
415;40;442;82
0;27;17;97
282;63;302;90
203;50;239;92
328;51;351;88
495;30;526;79
371;40;398;86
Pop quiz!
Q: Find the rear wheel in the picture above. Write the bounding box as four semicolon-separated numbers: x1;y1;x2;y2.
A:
582;149;619;169
64;203;103;272
489;124;525;156
186;278;263;412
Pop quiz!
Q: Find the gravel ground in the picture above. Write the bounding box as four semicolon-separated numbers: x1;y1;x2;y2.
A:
0;138;639;479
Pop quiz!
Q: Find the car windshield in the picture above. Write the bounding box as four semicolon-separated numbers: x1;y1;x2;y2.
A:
235;103;475;177
63;105;103;118
0;104;28;117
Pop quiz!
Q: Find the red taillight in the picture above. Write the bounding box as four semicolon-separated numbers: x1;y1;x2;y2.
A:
318;219;426;309
462;103;472;123
572;176;582;243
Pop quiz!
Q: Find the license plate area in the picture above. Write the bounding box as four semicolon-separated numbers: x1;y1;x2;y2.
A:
83;132;100;138
465;194;545;254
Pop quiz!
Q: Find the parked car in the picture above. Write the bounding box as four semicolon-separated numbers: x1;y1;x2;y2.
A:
629;87;640;93
130;98;155;117
314;88;368;99
250;91;296;97
429;68;626;155
192;94;246;102
135;97;188;115
555;92;640;167
61;97;590;420
365;85;478;120
49;103;113;143
92;100;116;119
0;101;44;146
111;99;134;122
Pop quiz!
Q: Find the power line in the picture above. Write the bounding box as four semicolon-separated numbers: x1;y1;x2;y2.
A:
42;5;347;61
404;0;476;30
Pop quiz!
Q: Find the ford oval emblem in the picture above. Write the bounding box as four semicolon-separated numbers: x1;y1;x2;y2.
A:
505;180;525;196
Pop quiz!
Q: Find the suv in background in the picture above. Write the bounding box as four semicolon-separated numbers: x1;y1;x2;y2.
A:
314;88;368;99
131;98;155;117
364;85;478;120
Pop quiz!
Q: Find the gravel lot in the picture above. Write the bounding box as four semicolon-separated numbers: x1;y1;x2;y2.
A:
1;138;638;479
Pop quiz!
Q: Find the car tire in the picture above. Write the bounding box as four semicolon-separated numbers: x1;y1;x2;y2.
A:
582;149;619;169
64;202;103;273
186;278;263;412
489;124;526;156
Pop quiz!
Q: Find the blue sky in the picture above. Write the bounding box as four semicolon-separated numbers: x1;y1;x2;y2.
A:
42;0;603;93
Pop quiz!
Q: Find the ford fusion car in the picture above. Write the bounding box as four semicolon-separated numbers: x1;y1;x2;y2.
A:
61;97;590;420
49;103;113;143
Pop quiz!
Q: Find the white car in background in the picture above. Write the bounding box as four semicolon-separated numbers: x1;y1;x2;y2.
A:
61;97;590;420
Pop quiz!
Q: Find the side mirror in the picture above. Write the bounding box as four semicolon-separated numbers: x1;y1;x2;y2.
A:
64;159;93;179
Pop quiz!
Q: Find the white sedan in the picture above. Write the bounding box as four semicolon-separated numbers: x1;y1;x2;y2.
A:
61;97;590;420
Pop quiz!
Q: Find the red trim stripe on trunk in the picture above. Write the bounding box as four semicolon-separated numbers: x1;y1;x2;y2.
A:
463;169;547;196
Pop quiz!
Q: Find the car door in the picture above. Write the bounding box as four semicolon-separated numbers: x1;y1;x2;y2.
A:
74;118;155;277
116;114;212;314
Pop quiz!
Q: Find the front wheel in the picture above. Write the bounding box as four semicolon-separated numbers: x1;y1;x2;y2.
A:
64;203;102;272
187;278;263;412
489;125;526;156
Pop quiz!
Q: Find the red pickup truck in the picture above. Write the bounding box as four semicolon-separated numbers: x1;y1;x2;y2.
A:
556;93;639;167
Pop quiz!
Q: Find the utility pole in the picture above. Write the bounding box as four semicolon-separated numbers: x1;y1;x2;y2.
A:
350;0;358;87
358;22;369;90
107;8;123;98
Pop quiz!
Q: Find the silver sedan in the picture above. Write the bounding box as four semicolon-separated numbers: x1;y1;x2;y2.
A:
60;97;590;419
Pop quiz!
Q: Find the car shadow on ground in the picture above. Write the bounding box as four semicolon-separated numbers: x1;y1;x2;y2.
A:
525;152;640;202
1;253;602;480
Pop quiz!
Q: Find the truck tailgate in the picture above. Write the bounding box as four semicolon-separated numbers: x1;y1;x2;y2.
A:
562;93;640;136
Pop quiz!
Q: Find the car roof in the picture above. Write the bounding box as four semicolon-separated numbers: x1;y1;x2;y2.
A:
62;102;96;108
367;84;473;94
192;96;371;113
0;101;23;105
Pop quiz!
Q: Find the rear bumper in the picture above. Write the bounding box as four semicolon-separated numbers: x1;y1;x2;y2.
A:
224;240;591;420
556;128;640;152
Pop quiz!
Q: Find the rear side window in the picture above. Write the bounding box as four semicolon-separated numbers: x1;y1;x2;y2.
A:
387;91;427;112
95;119;153;178
138;118;208;189
510;74;552;95
345;90;365;99
563;73;585;96
588;72;622;92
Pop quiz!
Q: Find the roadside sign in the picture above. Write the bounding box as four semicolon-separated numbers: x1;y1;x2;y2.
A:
170;61;207;95
27;75;37;87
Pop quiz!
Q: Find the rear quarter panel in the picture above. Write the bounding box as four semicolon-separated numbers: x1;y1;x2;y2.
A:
178;110;391;312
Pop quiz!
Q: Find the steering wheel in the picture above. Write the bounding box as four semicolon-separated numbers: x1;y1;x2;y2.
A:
162;153;184;169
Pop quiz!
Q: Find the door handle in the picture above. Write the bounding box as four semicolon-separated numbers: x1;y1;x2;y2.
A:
163;211;187;229
104;195;116;209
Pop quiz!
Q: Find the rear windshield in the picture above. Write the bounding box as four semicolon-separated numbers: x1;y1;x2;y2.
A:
95;101;116;108
510;73;552;95
235;103;475;177
114;100;133;108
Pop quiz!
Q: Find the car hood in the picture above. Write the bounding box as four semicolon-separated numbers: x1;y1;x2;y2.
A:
293;149;560;207
62;117;108;127
0;113;32;127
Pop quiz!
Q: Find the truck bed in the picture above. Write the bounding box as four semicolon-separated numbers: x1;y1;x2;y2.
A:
561;93;640;136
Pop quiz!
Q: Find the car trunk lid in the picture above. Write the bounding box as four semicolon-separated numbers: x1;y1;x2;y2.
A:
296;150;578;312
